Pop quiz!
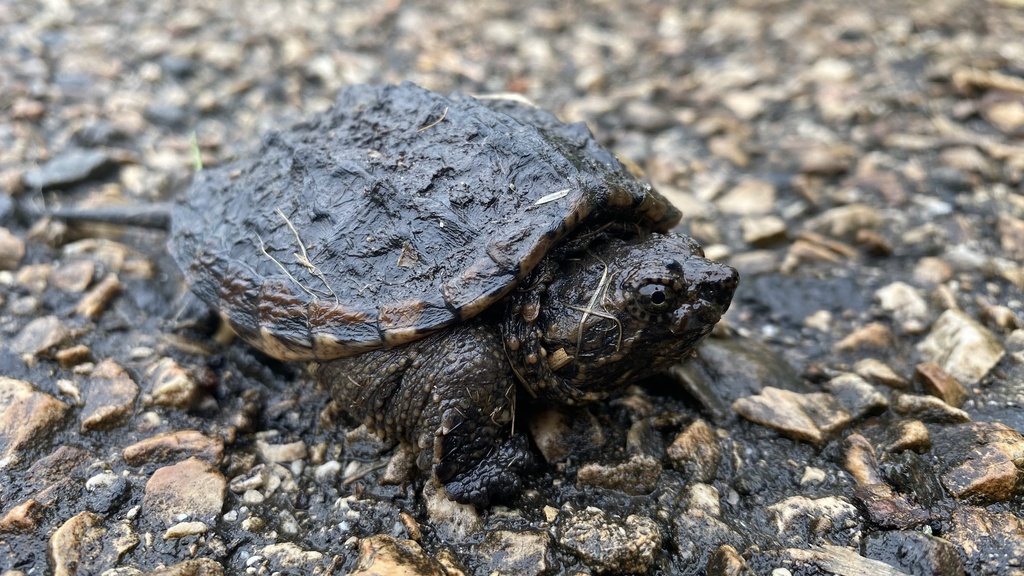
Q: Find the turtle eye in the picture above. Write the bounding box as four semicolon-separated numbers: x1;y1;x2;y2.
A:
637;282;675;314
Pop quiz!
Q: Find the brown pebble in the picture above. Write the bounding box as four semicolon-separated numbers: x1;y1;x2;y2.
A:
55;344;94;369
843;434;882;485
124;430;224;466
350;535;448;576
834;323;892;352
666;419;721;483
80;359;139;432
50;260;96;293
914;362;969;408
75;273;123;318
0;227;26;271
11;315;69;359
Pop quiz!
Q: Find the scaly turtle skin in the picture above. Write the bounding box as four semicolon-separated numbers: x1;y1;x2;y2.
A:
169;82;738;506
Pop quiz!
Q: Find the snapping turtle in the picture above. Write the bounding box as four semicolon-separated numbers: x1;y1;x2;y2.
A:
168;82;738;505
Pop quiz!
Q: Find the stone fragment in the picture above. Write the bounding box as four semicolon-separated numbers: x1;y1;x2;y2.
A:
853;359;910;390
799;145;853;175
477;530;552;576
124;430;224;466
766;496;860;546
982;97;1024;134
576;454;661;495
55;344;93;369
914;362;968;408
0;227;25;271
0;498;42;532
261;542;324;572
843;434;882;485
673;509;746;570
350;534;447;576
50;259;95;293
875;282;930;334
81;359;139;432
23;149;114;189
558;508;661;574
917;309;1005;385
740;215;787;246
912;257;953;286
422;479;482;542
998;213;1024;260
876;420;931;454
946;507;1024;575
11;315;69;358
781;545;918;576
805;203;882;239
528;406;604;463
16;263;52;293
163;521;208;540
781;232;857;273
862;530;966;576
834;323;893;352
852;483;930;529
825;373;888;419
49;512;106;576
143;457;226;525
145;357;200;408
982;302;1023;332
257;439;308;463
717;179;776;215
0;377;69;466
891;393;971;423
666;419;721;482
933;422;1024;503
148;558;224;576
732;387;851;444
75;273;122;318
706;544;752;576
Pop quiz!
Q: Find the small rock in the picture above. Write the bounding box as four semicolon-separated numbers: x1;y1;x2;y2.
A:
982;97;1024;134
55;344;94;369
890;393;971;423
666;419;721;482
50;260;95;293
843;434;882;485
0;498;42;532
350;534;447;576
717;179;776;216
834;323;892;352
673;509;746;570
558;507;661;574
16;263;52;294
933;422;1024;503
876;420;931;454
824;373;888;419
862;530;966;576
874;282;930;334
805;204;882;239
798;145;853;175
80;359;139;432
912;257;953;286
142;457;226;525
11;315;69;359
422;479;482;542
997;213;1024;260
917;309;1005;385
781;545;919;576
620;100;675;131
766;496;860;546
49;512;106;576
852;483;930;530
261;542;324;572
781;233;858;273
0;377;69;466
0;227;26;271
145;357;201;408
576;454;661;495
707;544;752;576
853;359;910;390
477;530;553;576
257;439;308;464
123;430;224;466
75;273;122;318
946;507;1024;574
913;362;968;408
148;558;224;576
981;303;1023;332
732;387;852;445
23;149;115;190
163;521;208;540
741;215;788;246
528;406;604;463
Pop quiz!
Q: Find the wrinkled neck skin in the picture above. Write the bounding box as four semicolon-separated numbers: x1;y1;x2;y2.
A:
502;231;738;406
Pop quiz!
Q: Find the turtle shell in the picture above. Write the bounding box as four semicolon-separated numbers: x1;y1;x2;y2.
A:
169;82;682;361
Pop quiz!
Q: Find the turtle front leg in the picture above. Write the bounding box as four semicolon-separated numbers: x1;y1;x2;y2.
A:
315;319;532;506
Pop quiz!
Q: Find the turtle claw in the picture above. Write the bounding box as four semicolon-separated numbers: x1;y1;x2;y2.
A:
439;433;533;507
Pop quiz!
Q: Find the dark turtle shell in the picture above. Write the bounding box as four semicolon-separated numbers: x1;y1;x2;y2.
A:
169;82;682;361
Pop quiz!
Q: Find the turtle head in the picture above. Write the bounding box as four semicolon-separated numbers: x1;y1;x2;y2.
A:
503;231;738;404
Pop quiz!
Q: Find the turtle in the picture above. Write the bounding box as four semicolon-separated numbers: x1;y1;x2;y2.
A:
166;82;738;506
